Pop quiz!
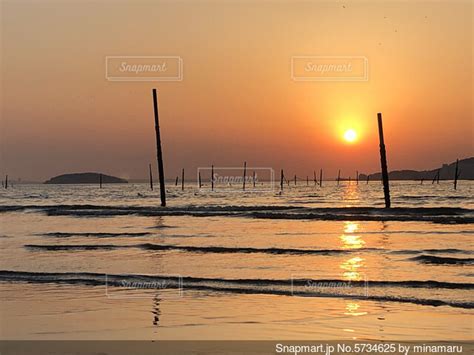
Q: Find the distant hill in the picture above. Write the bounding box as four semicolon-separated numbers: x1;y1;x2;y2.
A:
44;173;128;184
360;157;474;181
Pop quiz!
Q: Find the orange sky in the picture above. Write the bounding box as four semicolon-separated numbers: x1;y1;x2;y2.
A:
1;0;472;181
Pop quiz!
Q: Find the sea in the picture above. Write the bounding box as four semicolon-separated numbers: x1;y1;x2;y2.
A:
0;181;472;341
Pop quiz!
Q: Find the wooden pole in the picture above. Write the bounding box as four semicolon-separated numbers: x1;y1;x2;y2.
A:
437;169;440;184
294;174;297;186
181;168;184;191
306;176;309;186
243;162;247;191
280;169;284;191
454;159;459;190
198;171;202;188
319;169;323;187
152;88;166;207
175;176;178;186
313;171;317;186
377;113;391;208
337;170;340;185
432;169;439;184
149;164;154;190
4;175;7;189
253;171;256;188
356;171;359;185
211;165;214;191
99;173;102;189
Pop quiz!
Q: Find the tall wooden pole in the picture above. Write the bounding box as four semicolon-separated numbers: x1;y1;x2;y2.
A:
313;171;317;186
4;175;7;189
198;171;202;188
181;168;185;191
306;176;309;186
175;176;178;186
337;170;341;185
356;171;359;185
243;162;247;191
319;169;323;187
99;173;102;189
149;164;154;190
253;171;256;188
211;165;214;191
280;169;284;191
377;113;391;208
454;159;459;190
152;89;166;207
294;174;297;186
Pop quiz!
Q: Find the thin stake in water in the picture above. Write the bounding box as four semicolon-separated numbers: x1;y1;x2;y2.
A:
377;112;391;208
243;162;247;191
152;88;166;207
149;164;154;190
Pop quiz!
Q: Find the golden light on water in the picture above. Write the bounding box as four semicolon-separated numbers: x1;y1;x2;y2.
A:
344;222;359;234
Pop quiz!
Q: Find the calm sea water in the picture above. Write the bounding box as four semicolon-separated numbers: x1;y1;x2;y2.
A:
0;181;473;340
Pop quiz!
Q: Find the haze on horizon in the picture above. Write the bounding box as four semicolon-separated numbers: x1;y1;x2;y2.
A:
1;0;472;182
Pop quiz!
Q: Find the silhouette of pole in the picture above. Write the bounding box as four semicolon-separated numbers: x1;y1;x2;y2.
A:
280;169;284;191
243;162;247;191
313;171;317;186
294;174;297;186
437;169;440;184
356;171;359;185
211;165;214;191
454;159;460;190
432;169;439;184
306;176;309;186
152;88;166;207
181;168;185;191
253;171;256;188
99;173;102;189
337;170;341;185
377;113;391;208
175;176;178;186
4;175;7;189
319;169;323;187
149;164;154;190
198;171;202;188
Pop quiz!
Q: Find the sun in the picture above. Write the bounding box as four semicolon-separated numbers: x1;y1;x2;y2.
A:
343;129;357;143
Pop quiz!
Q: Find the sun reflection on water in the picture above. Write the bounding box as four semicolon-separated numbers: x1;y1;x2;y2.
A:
344;302;368;316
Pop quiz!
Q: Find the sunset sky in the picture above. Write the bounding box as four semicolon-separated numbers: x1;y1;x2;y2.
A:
1;0;472;181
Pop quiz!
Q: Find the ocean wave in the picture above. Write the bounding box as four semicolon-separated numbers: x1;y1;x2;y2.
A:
39;232;152;238
24;243;383;255
1;204;473;224
410;255;474;265
390;249;473;255
0;270;472;309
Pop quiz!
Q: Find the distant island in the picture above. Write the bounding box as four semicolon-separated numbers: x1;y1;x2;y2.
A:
360;157;474;181
44;173;128;184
